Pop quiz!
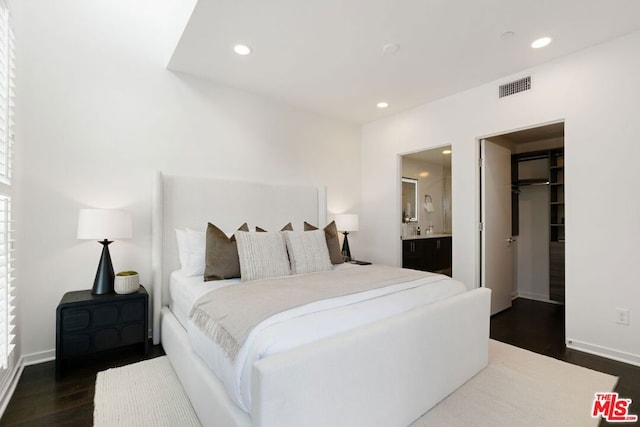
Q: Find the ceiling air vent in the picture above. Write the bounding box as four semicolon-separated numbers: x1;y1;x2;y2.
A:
499;76;531;98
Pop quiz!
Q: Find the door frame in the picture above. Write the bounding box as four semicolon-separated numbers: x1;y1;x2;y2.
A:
476;118;565;291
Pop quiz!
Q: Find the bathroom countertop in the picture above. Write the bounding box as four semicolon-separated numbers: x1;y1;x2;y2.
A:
401;233;451;240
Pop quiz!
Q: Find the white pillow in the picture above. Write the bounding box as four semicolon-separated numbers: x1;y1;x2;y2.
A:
284;230;332;275
175;229;189;270
181;228;206;277
235;231;291;282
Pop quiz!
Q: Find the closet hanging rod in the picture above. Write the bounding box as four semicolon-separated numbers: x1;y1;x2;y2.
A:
520;181;550;187
515;179;550;187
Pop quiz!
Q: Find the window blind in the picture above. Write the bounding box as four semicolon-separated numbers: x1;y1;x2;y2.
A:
0;0;15;370
0;196;13;368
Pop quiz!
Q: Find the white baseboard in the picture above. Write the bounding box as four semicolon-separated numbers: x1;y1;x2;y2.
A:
0;357;24;418
567;339;640;368
515;292;562;305
22;349;55;366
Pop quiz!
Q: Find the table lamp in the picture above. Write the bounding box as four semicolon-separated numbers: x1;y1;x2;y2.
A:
77;209;132;295
335;214;359;262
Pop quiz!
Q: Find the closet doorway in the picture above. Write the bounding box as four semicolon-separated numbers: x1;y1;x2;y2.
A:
480;122;565;315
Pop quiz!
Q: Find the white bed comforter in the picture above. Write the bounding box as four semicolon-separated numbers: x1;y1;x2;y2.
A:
181;265;467;413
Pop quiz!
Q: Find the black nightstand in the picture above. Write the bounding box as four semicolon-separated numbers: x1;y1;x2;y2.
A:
55;286;149;377
349;260;372;265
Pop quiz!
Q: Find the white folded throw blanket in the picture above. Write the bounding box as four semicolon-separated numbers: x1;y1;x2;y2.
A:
189;265;434;362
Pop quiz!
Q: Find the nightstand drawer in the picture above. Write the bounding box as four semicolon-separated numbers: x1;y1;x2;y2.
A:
93;305;119;327
62;309;90;331
62;333;91;355
122;323;145;345
94;328;119;350
121;301;144;322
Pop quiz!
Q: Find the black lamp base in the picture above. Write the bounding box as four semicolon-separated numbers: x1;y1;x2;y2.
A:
92;239;115;295
341;231;352;262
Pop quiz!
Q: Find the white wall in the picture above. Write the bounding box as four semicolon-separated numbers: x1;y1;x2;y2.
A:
362;30;640;365
11;0;361;359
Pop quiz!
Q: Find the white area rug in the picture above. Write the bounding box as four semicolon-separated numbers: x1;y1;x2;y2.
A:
94;340;618;427
412;340;618;426
94;356;200;427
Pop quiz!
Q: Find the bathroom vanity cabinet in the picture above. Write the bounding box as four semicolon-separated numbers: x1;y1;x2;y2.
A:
402;235;452;276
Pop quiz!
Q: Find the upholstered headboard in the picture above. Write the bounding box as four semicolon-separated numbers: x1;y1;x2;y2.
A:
151;172;327;344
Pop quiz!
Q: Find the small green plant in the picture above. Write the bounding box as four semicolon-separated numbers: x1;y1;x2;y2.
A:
116;270;138;276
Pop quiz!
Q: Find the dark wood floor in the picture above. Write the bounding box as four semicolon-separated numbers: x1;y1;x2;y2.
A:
2;299;639;426
491;298;640;426
0;343;164;426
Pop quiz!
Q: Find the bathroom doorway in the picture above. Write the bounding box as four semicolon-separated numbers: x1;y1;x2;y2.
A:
400;146;453;276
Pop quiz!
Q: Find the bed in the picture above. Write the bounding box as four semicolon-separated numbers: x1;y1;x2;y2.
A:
151;172;491;427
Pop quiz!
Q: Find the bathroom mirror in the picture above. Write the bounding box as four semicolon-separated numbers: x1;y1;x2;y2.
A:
402;177;418;222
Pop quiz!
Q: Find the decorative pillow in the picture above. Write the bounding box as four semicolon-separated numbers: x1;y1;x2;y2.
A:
176;228;207;277
235;231;291;281
255;223;293;232
204;222;249;281
175;229;189;270
304;221;344;265
284;230;333;275
183;229;207;277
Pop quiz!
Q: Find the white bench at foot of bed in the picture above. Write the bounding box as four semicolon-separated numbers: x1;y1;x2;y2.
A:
161;287;491;427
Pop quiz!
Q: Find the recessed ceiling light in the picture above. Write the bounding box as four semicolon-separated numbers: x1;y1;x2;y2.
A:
531;37;551;49
233;44;252;55
377;102;389;109
442;150;452;155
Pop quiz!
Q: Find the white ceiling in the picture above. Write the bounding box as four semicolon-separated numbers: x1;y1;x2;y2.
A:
169;0;640;124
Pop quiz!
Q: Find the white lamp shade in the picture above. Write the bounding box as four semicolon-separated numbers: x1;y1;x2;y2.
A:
77;209;133;240
334;214;359;232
